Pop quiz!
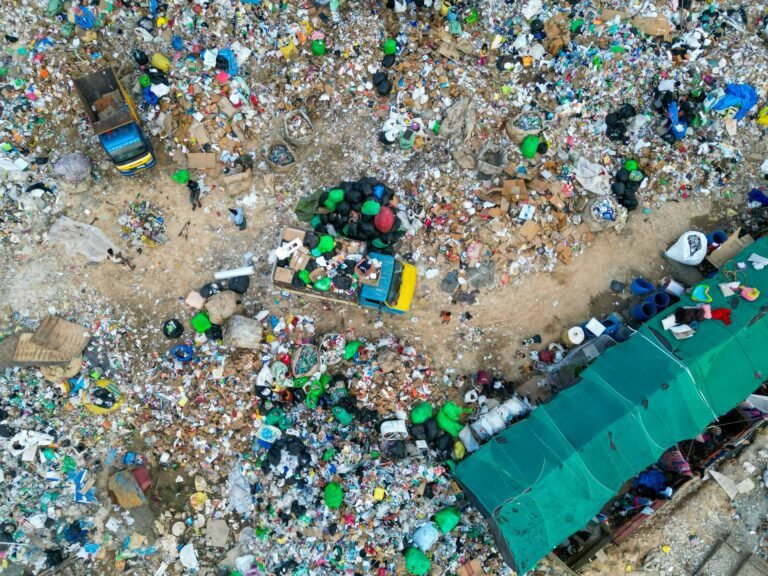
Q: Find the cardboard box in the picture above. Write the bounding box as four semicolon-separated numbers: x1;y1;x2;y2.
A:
456;559;486;576
706;228;755;269
282;228;307;243
273;267;294;285
289;247;311;271
308;268;327;282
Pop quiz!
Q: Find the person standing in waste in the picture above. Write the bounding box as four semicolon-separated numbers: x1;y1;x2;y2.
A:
229;207;246;230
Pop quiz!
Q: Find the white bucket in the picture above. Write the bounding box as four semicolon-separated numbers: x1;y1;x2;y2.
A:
561;326;585;347
662;277;685;297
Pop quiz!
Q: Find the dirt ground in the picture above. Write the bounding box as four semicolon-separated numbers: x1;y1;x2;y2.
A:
0;105;731;384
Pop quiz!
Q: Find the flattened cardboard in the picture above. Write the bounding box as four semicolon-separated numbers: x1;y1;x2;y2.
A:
30;316;90;359
706;228;754;269
187;152;217;169
456;559;486;576
519;219;541;241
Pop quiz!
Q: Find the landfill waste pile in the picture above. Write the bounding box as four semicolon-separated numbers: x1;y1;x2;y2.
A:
0;0;765;282
3;0;768;574
0;291;521;575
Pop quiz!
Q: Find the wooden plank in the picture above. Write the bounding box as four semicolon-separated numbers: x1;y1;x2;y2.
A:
30;316;90;359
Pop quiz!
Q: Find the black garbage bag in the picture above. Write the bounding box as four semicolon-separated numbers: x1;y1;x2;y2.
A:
205;324;223;341
215;54;230;71
333;275;353;290
424;418;440;441
304;232;319;250
611;181;626;197
286;436;305;455
435;433;453;454
200;282;223;298
268;445;282;466
226;275;250;294
387;440;406;459
163;318;184;339
376;79;392;96
411;424;427;440
132;48;149;66
619;103;637;118
616;167;630;182
382;53;395;68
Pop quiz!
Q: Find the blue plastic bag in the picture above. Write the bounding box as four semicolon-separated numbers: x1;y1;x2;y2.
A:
74;6;95;29
712;83;758;120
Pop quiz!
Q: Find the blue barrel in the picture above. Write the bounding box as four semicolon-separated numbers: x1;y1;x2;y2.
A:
630;278;654;296
170;345;194;363
632;300;657;322
652;290;671;311
706;230;728;246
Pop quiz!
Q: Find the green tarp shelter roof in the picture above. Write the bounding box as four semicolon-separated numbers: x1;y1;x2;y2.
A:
454;237;768;574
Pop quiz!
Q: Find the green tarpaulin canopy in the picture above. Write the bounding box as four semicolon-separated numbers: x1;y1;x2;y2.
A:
455;237;768;574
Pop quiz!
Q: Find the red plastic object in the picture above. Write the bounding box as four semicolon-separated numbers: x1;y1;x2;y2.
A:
132;467;152;493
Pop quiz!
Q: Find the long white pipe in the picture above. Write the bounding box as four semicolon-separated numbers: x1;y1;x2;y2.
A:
214;266;255;280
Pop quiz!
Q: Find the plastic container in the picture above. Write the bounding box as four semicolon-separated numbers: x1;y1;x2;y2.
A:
150;52;171;73
632;300;657;322
630;278;655;296
652;290;671;310
561;326;585;346
661;277;685;297
706;230;728;246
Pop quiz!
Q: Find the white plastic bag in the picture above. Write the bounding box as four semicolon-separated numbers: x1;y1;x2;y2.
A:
665;231;707;265
412;522;440;551
458;425;480;453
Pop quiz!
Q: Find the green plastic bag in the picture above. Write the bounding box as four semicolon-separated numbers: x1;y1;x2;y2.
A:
434;506;461;534
323;198;338;211
47;0;64;16
324;482;343;509
315;235;335;254
371;237;388;249
437;410;462;437
296;189;325;222
332;406;354;425
292;376;309;388
520;135;540;159
344;340;362;360
410;402;433;424
624;159;639;171
298;270;311;285
313;277;331;291
328;188;345;203
172;169;190;184
265;407;282;426
361;200;381;216
311;215;323;229
140;74;151;88
404;548;431;576
382;38;397;55
190;311;212;333
436;402;463;437
441;401;463;420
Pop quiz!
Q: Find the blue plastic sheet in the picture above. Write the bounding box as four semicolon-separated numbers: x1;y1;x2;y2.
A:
74;6;95;29
712;83;758;120
218;48;238;75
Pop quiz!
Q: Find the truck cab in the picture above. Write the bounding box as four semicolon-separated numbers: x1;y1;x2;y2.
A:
359;252;417;314
73;68;156;176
